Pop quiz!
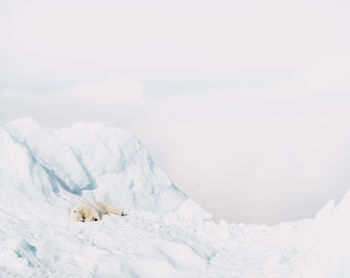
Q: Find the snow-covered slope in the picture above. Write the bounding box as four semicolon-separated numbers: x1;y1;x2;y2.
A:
0;119;350;277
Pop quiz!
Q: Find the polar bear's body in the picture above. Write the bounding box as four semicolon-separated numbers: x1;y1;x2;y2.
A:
71;201;124;222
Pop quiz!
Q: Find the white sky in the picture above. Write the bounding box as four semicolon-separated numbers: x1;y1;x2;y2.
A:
1;0;350;224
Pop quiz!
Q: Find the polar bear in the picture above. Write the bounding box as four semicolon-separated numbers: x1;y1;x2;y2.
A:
70;201;124;222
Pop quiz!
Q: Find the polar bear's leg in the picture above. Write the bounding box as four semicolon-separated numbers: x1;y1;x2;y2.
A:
82;206;100;222
87;207;100;221
101;202;124;216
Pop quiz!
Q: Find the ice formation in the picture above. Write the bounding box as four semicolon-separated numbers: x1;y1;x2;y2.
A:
0;119;349;277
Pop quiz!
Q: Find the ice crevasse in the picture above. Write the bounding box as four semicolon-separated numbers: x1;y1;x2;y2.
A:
0;118;350;278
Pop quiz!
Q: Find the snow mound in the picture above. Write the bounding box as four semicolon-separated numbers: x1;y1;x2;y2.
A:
1;119;350;277
175;199;213;222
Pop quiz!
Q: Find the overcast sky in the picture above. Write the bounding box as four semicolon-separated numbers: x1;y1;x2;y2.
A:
1;0;350;224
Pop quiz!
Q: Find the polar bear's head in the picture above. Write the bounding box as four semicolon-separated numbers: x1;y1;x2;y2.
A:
71;207;84;222
70;204;100;222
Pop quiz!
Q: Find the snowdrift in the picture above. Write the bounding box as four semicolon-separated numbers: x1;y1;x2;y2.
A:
0;119;350;277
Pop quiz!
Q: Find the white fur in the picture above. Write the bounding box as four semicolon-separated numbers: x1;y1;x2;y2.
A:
70;201;124;222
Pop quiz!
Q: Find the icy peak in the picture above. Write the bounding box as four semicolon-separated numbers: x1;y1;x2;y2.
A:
1;119;186;213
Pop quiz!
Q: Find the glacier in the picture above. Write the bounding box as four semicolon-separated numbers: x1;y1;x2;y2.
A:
0;119;350;277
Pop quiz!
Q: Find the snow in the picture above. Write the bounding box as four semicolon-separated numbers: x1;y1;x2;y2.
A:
1;119;350;277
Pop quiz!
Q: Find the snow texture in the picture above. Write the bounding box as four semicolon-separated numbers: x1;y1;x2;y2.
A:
0;119;349;277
